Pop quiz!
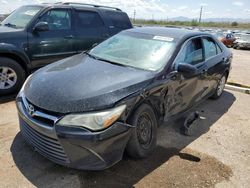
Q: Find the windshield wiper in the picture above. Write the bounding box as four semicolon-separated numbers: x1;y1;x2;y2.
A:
84;51;126;67
4;23;17;28
84;51;98;60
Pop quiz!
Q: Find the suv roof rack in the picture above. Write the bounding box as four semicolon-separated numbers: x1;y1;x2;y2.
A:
57;2;122;11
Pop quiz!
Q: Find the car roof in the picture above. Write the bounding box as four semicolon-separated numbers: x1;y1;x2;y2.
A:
32;2;122;12
126;27;206;40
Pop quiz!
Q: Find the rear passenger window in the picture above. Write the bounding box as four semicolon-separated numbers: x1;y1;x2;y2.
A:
203;38;217;59
105;11;131;29
76;11;104;28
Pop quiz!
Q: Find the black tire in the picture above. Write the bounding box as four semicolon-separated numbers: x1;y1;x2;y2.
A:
210;74;227;99
0;57;26;95
126;103;158;159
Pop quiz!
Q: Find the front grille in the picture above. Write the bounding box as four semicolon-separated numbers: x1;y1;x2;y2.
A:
20;120;70;164
21;96;61;127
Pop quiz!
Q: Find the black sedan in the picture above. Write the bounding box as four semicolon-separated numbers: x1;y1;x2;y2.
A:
16;27;232;170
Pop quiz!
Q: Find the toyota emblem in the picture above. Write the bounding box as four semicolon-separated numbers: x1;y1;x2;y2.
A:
28;104;35;116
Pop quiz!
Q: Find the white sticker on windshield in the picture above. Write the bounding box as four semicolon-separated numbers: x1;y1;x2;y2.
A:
153;36;174;42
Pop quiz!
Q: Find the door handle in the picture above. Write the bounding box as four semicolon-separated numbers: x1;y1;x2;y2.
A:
202;69;207;74
200;69;208;78
222;57;228;63
64;35;74;39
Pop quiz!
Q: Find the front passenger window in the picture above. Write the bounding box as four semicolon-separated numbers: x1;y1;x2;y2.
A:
39;9;71;30
175;38;203;66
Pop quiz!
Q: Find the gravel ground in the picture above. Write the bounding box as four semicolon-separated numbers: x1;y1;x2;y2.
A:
0;89;249;188
228;49;250;86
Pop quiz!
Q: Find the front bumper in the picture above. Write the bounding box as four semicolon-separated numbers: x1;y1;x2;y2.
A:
16;97;133;170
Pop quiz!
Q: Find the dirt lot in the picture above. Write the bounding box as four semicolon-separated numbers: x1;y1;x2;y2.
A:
0;89;250;188
0;49;250;187
228;49;250;86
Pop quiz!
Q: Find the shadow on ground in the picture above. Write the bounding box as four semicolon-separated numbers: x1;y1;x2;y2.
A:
0;94;16;104
10;91;236;187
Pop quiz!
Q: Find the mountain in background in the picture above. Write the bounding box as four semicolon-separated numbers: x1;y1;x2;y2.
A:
168;16;250;23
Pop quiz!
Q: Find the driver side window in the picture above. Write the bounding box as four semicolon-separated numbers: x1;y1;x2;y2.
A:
39;9;71;31
175;38;204;67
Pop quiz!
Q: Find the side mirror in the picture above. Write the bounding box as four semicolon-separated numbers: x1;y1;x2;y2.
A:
177;63;197;78
33;22;49;32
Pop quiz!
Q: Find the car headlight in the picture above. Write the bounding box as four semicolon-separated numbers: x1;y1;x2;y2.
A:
57;105;126;131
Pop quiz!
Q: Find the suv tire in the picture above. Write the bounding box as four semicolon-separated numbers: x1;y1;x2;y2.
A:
0;57;26;95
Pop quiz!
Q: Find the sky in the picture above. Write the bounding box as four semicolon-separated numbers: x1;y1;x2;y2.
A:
0;0;250;20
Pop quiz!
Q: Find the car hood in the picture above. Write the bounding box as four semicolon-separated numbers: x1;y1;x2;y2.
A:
24;54;155;113
0;25;23;33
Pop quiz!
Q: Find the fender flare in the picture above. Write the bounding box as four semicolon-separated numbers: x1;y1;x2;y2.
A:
0;43;31;72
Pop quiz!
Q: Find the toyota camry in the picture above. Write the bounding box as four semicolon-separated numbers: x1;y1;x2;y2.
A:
16;27;232;170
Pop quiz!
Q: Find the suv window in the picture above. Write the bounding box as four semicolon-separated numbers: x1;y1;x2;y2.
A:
203;38;217;59
105;11;131;29
40;9;71;30
76;11;104;29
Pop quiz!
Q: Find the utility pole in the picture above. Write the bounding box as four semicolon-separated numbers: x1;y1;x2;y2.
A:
133;10;136;24
199;6;203;23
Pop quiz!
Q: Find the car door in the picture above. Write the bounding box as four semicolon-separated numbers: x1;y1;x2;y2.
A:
202;37;227;93
28;8;76;68
73;10;109;53
165;37;208;118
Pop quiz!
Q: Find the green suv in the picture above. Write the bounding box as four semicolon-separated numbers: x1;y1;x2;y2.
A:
0;2;132;95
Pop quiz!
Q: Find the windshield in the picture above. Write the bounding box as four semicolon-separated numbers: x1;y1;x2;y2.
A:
1;6;42;29
89;32;176;71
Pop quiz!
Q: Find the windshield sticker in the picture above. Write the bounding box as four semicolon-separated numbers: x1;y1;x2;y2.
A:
153;36;174;42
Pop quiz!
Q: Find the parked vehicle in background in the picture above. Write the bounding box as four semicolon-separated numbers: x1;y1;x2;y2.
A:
233;34;250;49
221;33;236;48
17;27;232;170
0;2;132;95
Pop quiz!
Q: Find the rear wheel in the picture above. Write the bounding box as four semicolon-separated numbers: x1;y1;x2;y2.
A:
210;75;226;99
126;103;157;159
0;57;26;95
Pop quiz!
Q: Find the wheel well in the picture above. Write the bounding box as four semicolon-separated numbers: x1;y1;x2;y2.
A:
127;99;161;126
0;53;28;75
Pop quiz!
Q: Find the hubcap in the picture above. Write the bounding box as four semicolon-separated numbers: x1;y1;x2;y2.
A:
137;112;153;149
0;66;17;89
217;76;226;96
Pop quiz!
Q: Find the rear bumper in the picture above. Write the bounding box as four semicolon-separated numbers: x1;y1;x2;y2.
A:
17;98;132;170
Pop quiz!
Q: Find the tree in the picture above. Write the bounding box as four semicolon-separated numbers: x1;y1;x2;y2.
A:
191;19;199;26
231;21;238;27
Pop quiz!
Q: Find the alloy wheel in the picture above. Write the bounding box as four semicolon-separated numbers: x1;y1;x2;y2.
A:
0;66;17;89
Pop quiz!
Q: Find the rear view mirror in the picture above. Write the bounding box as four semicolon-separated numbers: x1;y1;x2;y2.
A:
33;22;49;32
177;63;197;78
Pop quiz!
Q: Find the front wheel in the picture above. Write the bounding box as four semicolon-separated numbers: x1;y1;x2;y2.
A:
0;57;26;95
126;103;157;159
210;75;226;99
